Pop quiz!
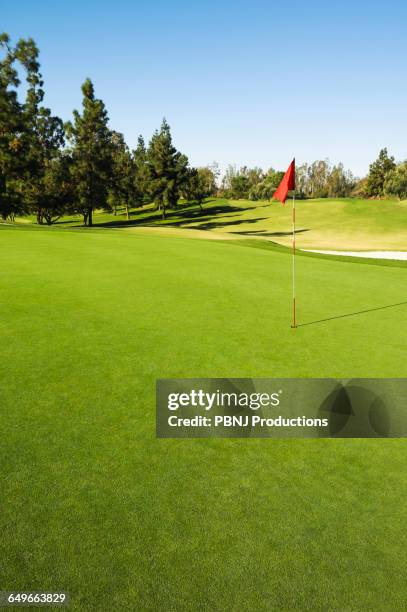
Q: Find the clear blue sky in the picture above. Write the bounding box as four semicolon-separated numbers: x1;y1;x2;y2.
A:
3;0;407;176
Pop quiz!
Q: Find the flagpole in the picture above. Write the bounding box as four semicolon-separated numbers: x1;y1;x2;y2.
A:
272;158;296;328
291;191;296;328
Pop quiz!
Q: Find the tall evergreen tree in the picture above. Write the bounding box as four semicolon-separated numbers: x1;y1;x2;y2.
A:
65;79;112;226
109;131;135;220
22;97;65;224
133;135;150;204
0;34;30;219
366;148;396;198
38;151;74;225
0;34;66;221
0;35;17;218
14;37;58;221
146;119;189;219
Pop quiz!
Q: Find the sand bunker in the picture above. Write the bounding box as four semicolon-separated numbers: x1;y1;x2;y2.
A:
305;250;407;261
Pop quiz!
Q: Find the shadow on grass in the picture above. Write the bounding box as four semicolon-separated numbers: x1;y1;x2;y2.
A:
298;301;407;327
52;218;83;225
192;217;269;231
232;228;310;237
96;203;253;230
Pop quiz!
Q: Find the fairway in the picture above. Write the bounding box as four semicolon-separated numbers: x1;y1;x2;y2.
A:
1;226;407;610
24;196;407;252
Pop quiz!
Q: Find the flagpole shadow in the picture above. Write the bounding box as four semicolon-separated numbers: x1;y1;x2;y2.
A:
297;300;407;327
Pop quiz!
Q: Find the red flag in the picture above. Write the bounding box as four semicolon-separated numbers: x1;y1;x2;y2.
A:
273;159;295;205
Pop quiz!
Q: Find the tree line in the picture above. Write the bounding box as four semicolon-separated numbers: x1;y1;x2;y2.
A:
1;33;406;227
0;33;217;225
218;152;407;201
219;161;357;200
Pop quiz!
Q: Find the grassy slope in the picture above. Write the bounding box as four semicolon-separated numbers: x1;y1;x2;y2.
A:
1;226;407;610
14;196;406;251
223;197;407;250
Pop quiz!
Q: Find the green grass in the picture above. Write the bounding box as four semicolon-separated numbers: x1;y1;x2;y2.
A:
222;197;407;250
1;225;407;610
11;196;407;251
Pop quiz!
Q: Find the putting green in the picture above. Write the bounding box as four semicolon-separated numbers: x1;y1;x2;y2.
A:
1;226;406;610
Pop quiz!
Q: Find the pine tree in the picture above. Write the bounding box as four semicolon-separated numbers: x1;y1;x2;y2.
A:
0;34;29;219
366;148;396;198
133;135;150;205
110;131;135;220
0;34;66;221
39;151;74;225
146;119;189;219
65;79;112;226
22;96;65;224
